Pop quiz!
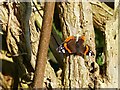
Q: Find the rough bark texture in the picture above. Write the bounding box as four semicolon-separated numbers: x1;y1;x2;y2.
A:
0;0;118;89
91;0;118;88
0;2;34;89
57;0;118;88
118;0;120;88
57;1;96;88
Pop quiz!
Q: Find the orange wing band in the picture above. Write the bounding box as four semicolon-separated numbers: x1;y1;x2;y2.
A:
81;35;85;41
64;43;72;53
84;45;89;55
65;36;75;42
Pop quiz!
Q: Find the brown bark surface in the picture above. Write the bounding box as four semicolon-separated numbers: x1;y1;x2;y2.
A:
57;1;96;88
0;0;118;89
57;0;118;88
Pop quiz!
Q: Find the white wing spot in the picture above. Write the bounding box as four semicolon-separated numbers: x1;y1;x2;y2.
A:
62;49;65;53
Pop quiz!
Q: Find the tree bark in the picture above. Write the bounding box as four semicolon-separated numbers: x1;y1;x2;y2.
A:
57;0;118;88
0;2;34;88
58;1;96;88
0;0;118;89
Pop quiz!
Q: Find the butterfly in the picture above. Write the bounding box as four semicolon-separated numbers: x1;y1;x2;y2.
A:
56;35;94;57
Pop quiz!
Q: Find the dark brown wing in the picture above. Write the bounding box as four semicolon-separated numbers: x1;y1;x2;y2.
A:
76;42;85;56
77;35;85;45
64;38;77;54
76;35;86;56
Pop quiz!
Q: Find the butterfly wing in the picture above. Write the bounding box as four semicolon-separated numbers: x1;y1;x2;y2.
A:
76;35;86;55
56;36;76;54
64;38;77;54
56;44;66;53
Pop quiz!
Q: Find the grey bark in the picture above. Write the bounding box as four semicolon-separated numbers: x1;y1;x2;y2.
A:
0;0;118;89
57;0;118;88
0;2;34;88
58;1;96;88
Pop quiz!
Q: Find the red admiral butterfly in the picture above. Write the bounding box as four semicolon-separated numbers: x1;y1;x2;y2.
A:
56;35;94;56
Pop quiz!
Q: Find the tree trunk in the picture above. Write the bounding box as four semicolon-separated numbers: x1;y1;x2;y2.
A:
57;0;118;88
0;2;34;88
0;0;118;89
57;1;96;88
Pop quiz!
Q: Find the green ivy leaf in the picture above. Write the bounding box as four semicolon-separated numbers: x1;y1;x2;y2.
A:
97;56;103;66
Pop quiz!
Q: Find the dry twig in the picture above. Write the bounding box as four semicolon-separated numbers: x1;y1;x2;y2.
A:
32;2;55;88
